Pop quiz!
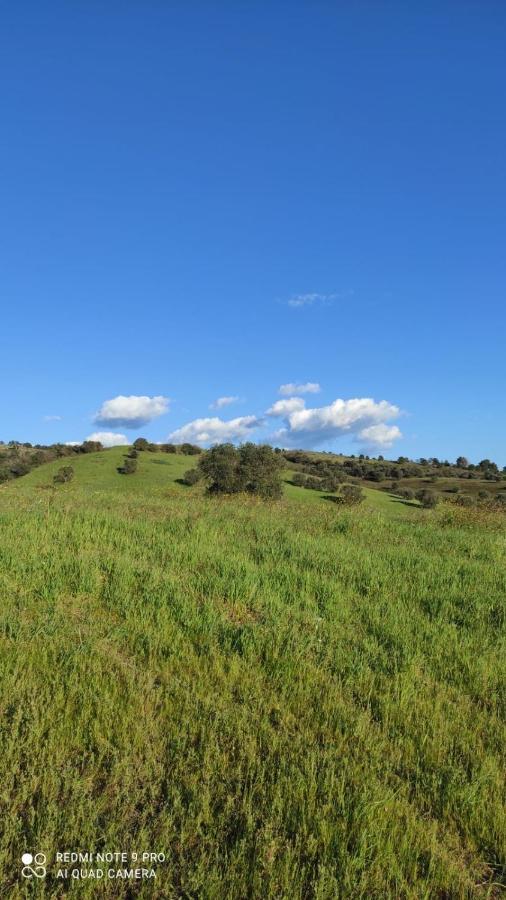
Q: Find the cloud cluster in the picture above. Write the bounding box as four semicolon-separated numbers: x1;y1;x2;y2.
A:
94;395;169;429
269;397;402;448
86;431;128;447
279;382;320;396
169;415;260;446
209;395;240;410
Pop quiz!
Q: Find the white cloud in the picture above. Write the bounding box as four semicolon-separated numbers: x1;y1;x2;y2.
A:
64;441;80;446
94;395;169;429
356;424;402;448
279;382;321;396
272;397;402;448
267;397;306;417
43;415;62;422
86;431;128;447
169;415;261;446
209;395;240;410
287;293;335;308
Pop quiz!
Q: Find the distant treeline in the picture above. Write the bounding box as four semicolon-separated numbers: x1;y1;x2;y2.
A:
282;451;505;482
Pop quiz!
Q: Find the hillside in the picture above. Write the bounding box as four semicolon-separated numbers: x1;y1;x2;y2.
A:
4;446;420;520
0;449;504;896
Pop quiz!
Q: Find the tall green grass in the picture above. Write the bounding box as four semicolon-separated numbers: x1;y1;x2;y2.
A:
0;455;504;897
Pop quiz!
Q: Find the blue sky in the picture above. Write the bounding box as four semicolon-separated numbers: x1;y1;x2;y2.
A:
1;2;505;463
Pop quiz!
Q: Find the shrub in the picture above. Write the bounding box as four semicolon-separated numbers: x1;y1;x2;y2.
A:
198;444;241;493
340;485;364;506
416;489;438;508
53;466;74;484
80;441;103;453
119;457;138;475
198;443;283;499
126;449;138;459
237;443;283;499
456;494;476;508
180;443;202;456
133;438;149;451
181;468;200;486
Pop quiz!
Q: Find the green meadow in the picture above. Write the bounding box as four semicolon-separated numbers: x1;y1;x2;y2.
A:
0;449;504;897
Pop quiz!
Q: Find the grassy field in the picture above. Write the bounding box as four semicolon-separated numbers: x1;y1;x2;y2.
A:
0;449;505;897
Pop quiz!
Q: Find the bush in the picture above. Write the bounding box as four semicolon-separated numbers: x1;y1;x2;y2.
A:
181;468;200;486
198;443;283;499
237;443;283;499
119;457;138;475
126;449;138;459
180;443;202;455
416;489;438;509
198;444;241;493
133;438;149;451
340;485;364;506
53;466;74;484
79;441;103;453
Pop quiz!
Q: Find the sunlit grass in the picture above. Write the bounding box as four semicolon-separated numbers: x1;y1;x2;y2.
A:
0;450;504;897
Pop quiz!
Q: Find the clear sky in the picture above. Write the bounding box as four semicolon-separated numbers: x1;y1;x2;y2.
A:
1;2;505;463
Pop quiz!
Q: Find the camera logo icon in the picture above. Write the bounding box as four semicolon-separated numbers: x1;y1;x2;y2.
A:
21;852;47;879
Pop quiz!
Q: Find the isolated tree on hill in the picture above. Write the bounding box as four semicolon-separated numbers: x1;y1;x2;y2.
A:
133;438;149;451
198;444;242;493
238;443;283;499
198;443;282;498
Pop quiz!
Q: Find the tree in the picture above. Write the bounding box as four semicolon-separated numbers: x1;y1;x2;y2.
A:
133;438;149;451
198;443;283;498
198;444;242;493
456;456;469;468
237;443;283;498
180;443;202;455
478;459;498;473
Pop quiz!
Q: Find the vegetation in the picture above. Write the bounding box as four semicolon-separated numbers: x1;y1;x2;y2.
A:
198;443;283;499
53;465;74;484
0;440;103;484
0;448;504;897
416;488;439;509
